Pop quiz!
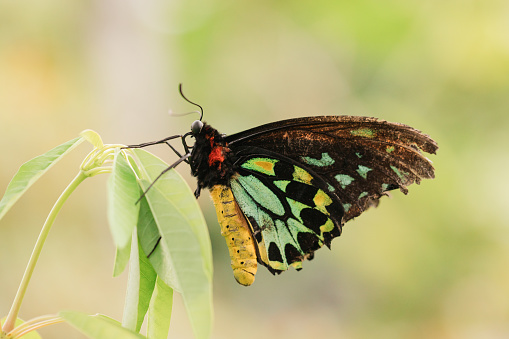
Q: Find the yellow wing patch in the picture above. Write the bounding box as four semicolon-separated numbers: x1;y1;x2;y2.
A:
292;166;313;185
313;189;333;215
240;158;277;176
254;160;275;174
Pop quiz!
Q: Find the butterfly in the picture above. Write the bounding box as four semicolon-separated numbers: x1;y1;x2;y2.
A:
128;86;438;286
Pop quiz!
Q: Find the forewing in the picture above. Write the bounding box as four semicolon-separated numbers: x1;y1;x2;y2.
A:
229;152;344;274
226;116;438;221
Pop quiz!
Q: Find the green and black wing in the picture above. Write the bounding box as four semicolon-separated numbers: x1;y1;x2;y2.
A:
225;116;438;273
229;149;344;274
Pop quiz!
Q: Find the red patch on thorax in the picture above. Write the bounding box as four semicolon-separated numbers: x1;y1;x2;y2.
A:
208;135;225;168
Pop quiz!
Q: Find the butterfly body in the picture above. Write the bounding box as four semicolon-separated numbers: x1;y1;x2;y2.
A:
183;115;438;286
209;184;258;286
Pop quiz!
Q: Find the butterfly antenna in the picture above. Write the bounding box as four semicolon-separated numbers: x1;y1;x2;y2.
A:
179;83;204;121
168;109;202;119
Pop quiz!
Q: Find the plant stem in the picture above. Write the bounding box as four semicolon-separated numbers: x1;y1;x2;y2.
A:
7;314;64;338
2;172;87;333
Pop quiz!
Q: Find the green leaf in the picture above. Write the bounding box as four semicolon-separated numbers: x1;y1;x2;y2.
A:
113;240;131;277
108;150;140;249
147;277;173;339
136;189;178;286
80;129;104;148
122;234;157;333
0;137;83;221
132;149;213;278
131;149;213;339
137;197;162;260
60;311;146;339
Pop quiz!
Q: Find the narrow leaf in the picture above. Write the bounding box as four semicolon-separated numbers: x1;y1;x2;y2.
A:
60;311;145;339
147;277;173;339
108;150;140;248
132;149;213;339
80;129;104;148
137;193;179;290
113;240;131;277
0;137;83;220
122;233;157;332
132;149;213;277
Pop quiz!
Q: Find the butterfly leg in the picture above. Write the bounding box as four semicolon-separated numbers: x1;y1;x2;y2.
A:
125;134;183;149
125;135;190;164
164;141;189;164
136;153;191;203
194;186;202;199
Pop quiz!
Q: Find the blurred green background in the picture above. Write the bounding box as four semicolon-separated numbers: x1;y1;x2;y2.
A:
1;0;508;338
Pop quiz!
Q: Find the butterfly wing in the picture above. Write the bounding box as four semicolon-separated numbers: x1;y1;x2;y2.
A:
226;115;438;221
229;150;344;274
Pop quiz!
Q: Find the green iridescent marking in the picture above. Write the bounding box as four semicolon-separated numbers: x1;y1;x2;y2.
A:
275;219;303;257
382;183;389;191
356;152;362;158
390;165;408;180
288;217;315;236
286;197;307;224
358;192;368;199
356;165;372;179
236;175;285;216
274;180;290;192
386;146;395;153
276;218;304;255
230;179;257;218
327;183;336;192
301;152;335;167
334;174;355;189
231;182;294;270
342;203;351;212
350;128;375;138
273;219;291;266
293;166;313;185
259;212;287;270
241;157;278;176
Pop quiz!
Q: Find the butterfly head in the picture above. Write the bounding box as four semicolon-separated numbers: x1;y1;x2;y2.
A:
191;119;204;136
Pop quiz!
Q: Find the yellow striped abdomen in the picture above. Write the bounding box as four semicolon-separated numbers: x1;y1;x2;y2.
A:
209;185;258;286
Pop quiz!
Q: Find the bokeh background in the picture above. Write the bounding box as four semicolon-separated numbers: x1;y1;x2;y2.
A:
1;0;508;338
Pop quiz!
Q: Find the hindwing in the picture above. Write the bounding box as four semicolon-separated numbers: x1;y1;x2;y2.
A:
229;150;344;274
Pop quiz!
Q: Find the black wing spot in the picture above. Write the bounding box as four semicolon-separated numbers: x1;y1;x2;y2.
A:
384;183;400;192
323;225;341;247
273;161;294;179
286;181;319;206
284;244;302;264
300;208;327;235
297;232;321;253
268;242;284;263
